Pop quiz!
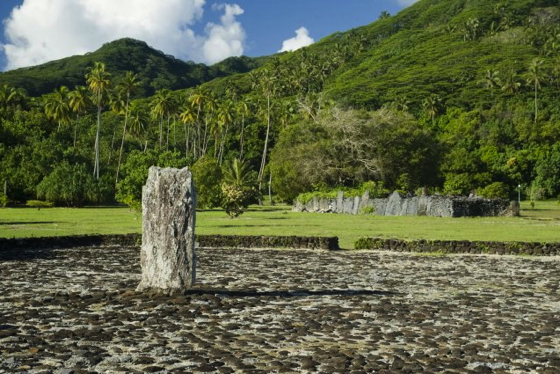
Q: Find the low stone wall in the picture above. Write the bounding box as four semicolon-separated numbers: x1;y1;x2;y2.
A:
293;191;517;217
0;234;340;256
355;237;560;256
198;235;339;251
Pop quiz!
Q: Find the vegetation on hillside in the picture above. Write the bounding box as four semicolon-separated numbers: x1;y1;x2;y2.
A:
0;38;268;97
1;0;560;214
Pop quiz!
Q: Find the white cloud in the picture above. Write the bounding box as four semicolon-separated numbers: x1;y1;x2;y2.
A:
397;0;419;6
0;0;246;70
202;4;246;64
279;27;314;53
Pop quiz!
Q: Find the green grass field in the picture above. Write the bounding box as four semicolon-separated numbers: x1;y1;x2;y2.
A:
1;201;559;249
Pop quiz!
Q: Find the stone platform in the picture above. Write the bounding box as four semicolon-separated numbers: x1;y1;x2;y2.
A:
1;246;559;373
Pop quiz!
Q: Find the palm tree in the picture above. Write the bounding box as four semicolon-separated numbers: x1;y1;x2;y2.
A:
179;101;196;159
221;158;257;218
250;68;277;196
236;98;250;160
0;84;26;111
379;10;391;20
189;88;209;157
128;102;148;151
44;86;71;132
500;69;521;95
115;71;140;186
526;58;544;125
216;99;235;165
422;95;441;124
150;89;176;150
86;62;111;180
481;70;502;99
68;85;92;148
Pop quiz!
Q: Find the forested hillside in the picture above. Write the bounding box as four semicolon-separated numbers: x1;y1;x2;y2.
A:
1;0;559;211
0;38;267;97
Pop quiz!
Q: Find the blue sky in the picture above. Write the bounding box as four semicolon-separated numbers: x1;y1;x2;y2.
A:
0;0;417;72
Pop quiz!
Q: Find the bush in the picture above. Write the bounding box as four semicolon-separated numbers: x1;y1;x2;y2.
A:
26;200;54;208
191;156;223;209
443;173;471;196
479;182;510;199
220;159;258;218
116;150;186;211
0;193;8;207
36;162;95;207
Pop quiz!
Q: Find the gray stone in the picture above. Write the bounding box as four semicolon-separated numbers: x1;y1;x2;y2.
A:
295;190;513;218
137;166;197;295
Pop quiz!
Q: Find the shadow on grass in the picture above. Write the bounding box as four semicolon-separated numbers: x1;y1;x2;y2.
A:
189;288;397;298
0;221;56;225
215;224;320;228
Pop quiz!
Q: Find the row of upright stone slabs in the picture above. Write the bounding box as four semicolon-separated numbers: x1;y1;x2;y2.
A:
137;166;196;295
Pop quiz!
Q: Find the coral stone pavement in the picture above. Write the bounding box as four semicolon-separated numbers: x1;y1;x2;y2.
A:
1;246;560;373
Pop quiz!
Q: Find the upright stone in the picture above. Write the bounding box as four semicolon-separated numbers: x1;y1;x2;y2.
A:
137;166;196;294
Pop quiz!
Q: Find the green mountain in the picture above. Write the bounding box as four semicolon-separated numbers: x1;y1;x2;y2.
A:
0;38;267;97
306;0;557;110
2;0;560;207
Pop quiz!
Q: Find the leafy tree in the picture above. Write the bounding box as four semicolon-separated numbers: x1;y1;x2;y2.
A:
36;162;95;206
271;107;439;201
190;156;223;209
478;182;511;199
533;143;560;198
116;150;185;210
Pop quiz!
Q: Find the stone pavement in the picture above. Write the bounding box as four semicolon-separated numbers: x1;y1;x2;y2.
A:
1;246;559;373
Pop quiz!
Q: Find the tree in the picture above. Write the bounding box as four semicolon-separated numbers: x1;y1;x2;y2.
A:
379;10;391;20
0;84;27;111
220;158;258;218
422;95;441;124
190;156;223;209
481;70;501;99
270;107;439;201
127;102;148;150
250;68;278;196
500;69;521;95
150;88;177;150
115;71;140;187
37;162;96;207
116;149;185;210
236;97;251;160
86;62;111;180
525;58;544;125
216;99;235;164
69;86;92;148
44;86;71;132
179;100;197;159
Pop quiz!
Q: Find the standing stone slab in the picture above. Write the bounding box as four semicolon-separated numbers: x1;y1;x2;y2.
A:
137;166;196;294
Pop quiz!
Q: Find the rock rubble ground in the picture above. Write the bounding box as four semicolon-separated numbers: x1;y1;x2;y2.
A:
1;246;560;373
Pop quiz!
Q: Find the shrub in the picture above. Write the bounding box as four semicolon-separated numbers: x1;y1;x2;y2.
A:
191;156;223;209
0;193;8;207
479;182;510;199
26;200;54;208
36;162;95;207
361;206;375;214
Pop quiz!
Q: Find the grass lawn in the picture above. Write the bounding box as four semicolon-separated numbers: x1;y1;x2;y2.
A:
0;201;559;249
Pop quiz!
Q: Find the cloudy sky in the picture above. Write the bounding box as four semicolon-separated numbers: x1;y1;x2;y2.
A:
0;0;418;72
